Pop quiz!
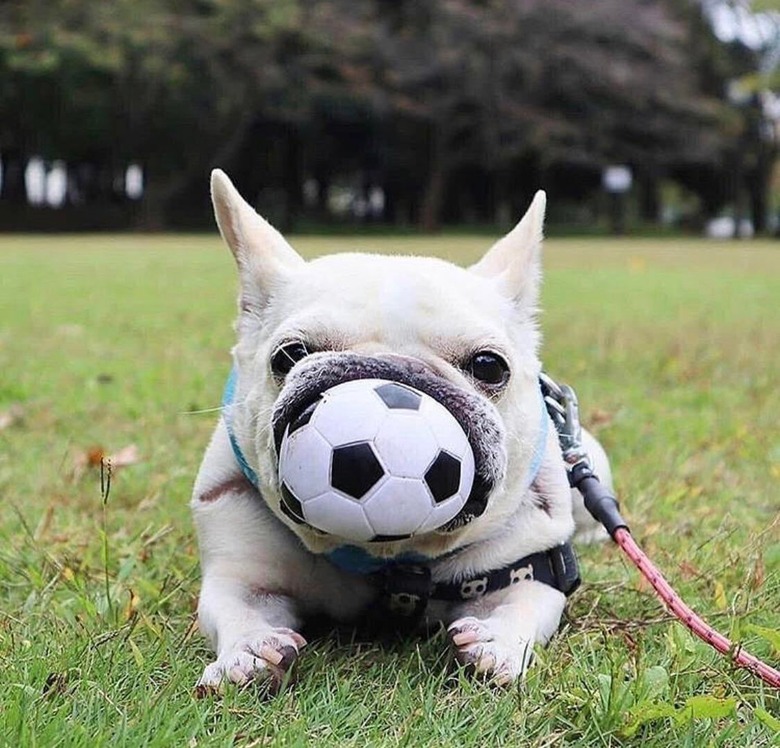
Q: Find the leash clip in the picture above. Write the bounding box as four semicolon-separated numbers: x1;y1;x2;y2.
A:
539;372;592;472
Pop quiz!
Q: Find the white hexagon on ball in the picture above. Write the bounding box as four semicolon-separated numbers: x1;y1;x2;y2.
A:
373;412;437;478
312;380;389;446
303;493;376;542
278;426;332;501
363;477;434;536
419;395;471;459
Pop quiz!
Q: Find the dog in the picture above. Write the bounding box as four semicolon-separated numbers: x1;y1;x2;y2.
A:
191;169;613;692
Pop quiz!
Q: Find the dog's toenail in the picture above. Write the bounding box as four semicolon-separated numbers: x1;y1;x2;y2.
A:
259;645;284;665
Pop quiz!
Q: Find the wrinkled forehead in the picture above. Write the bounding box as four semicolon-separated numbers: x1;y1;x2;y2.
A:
268;254;513;346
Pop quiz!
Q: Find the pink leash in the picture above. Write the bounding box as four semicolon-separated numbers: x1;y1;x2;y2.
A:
540;373;780;690
613;527;780;689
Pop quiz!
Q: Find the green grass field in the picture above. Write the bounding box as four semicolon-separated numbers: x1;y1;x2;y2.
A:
1;234;778;747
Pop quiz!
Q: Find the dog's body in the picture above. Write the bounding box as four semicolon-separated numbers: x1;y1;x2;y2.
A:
192;171;612;691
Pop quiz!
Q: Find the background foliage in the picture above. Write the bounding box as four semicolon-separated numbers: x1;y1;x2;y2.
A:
1;0;777;231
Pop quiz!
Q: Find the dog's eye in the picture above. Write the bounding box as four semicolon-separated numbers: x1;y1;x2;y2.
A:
467;351;510;387
270;341;310;379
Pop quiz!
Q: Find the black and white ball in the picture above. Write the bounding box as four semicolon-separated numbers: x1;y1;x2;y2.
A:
277;379;475;542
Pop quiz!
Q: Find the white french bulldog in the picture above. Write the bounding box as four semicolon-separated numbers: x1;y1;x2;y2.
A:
192;169;612;692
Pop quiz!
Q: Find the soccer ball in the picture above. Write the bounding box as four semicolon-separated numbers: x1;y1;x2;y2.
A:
277;378;475;542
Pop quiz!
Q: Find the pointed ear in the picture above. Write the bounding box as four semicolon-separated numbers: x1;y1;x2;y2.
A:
470;190;546;308
211;169;304;317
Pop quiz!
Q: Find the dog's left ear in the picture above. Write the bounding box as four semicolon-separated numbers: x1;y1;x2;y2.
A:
470;190;546;309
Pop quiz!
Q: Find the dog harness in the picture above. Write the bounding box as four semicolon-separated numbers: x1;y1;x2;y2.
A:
333;542;580;620
222;367;580;619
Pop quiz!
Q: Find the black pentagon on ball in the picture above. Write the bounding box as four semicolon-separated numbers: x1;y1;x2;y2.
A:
331;442;385;499
425;450;461;504
280;483;307;524
374;382;422;410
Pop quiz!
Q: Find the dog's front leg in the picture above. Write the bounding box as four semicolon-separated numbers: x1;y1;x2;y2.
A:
196;566;306;693
194;489;312;693
191;424;314;693
446;582;566;685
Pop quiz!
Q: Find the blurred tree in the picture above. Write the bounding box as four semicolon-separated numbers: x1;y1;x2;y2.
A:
0;0;336;226
366;0;730;230
718;0;780;234
0;0;745;230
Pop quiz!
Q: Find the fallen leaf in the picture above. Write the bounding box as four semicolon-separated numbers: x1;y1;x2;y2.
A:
129;638;145;668
754;707;780;733
621;702;677;738
34;504;55;540
678;561;700;580
745;624;780;655
107;444;140;468
0;404;24;430
713;581;727;611
72;446;107;480
588;409;614;427
750;553;765;590
677;695;737;723
124;588;141;621
72;444;140;480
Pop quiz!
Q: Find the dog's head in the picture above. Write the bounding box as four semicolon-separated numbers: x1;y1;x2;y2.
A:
212;169;551;557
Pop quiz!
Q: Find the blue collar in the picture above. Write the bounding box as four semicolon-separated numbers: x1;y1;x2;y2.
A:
222;367;549;575
527;386;549;489
221;367;260;487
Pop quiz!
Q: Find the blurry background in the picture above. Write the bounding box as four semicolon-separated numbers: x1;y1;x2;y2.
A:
1;0;780;236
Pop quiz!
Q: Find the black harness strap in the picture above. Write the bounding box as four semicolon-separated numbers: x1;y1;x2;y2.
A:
378;542;580;618
433;542;580;601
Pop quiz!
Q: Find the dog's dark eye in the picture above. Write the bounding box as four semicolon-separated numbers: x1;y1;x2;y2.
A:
270;341;310;379
467;351;510;386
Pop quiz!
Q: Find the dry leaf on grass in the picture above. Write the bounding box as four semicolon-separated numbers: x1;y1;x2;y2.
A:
750;553;765;590
678;560;700;580
72;443;141;480
0;404;24;430
587;409;614;430
108;444;141;468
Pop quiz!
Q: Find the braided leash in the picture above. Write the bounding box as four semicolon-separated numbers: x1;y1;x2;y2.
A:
541;373;780;689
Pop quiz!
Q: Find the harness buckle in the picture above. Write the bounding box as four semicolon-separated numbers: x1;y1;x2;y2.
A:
381;564;433;619
549;543;582;596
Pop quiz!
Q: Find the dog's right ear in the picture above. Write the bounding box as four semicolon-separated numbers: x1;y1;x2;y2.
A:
211;169;304;318
469;190;546;311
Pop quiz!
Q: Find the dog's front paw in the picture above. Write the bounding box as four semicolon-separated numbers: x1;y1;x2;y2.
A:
448;616;534;686
196;627;306;696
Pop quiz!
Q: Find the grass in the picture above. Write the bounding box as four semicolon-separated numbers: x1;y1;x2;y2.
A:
0;233;778;747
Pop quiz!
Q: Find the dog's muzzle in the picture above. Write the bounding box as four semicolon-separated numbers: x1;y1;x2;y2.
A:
271;352;507;530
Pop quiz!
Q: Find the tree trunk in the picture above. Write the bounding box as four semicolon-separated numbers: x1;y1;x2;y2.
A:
729;149;745;239
419;125;447;232
746;149;773;235
639;168;661;224
282;127;303;234
1;149;28;204
748;174;767;235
